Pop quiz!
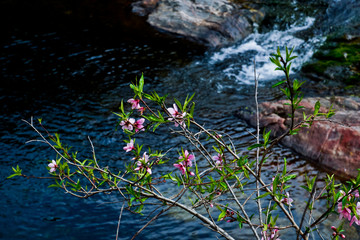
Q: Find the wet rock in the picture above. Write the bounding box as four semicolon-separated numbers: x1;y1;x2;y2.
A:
132;0;265;47
301;37;360;84
302;0;360;84
132;0;160;17
320;0;360;37
237;96;360;178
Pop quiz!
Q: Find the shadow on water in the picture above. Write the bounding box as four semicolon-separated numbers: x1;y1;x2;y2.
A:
1;0;360;239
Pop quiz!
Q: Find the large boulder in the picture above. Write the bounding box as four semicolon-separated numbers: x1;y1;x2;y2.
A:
237;96;360;178
132;0;265;47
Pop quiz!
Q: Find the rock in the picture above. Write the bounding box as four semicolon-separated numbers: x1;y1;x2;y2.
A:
132;0;160;17
302;0;360;84
301;37;360;84
320;0;360;38
237;96;360;178
132;0;265;47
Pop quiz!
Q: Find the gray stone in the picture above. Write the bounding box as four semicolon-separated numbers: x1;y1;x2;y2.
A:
132;0;264;47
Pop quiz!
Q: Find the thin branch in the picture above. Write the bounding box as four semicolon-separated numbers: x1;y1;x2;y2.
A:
254;58;263;226
115;202;125;240
297;181;317;240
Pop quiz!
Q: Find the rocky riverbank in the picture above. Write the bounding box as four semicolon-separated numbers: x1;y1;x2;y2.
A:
237;96;360;178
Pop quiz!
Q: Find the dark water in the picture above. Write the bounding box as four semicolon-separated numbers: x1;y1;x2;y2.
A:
1;0;359;239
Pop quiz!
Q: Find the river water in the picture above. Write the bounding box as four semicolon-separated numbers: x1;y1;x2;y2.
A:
1;1;359;239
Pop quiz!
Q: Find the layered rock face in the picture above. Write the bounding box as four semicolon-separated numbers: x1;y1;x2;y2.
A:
238;97;360;178
132;0;265;47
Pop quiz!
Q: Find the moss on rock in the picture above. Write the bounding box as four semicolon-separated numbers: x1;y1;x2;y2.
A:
302;36;360;84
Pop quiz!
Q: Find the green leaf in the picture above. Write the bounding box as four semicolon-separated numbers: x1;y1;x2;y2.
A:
152;123;161;132
272;80;286;88
283;174;297;182
247;143;263;151
314;101;320;115
129;83;137;92
269;56;281;68
282;158;287;176
183;93;195;110
189;102;195;118
162;173;177;182
289;129;300;135
286;62;292;75
7;173;20;179
272;175;280;193
288;56;298;61
285;46;289;61
255;192;271;199
237;215;245;229
217;211;226;222
139;73;144;93
263;129;272;146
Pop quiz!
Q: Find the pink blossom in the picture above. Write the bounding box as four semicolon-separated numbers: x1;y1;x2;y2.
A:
48;160;58;173
120;118;135;131
179;150;195;167
212;153;223;168
270;228;280;239
120;118;145;132
134;118;145;132
261;226;281;240
174;162;186;175
331;226;346;238
127;98;141;110
174;162;195;176
123;139;135;152
350;202;360;226
281;192;294;206
354;190;360;198
167;104;186;128
340;189;359;200
338;202;352;221
134;152;152;174
138;106;146;115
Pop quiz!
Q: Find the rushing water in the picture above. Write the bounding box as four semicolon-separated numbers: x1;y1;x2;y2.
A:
1;1;359;239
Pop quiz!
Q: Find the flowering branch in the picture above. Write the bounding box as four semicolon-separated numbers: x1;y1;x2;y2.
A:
9;47;359;240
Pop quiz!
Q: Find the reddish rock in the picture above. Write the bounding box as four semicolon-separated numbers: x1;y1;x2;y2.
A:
238;96;360;178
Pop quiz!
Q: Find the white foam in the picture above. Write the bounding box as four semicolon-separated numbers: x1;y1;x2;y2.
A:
209;17;324;85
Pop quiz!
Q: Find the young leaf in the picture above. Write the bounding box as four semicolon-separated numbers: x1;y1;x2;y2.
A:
139;73;144;93
314;101;320;115
282;158;287;177
255;192;271;200
248;143;263;151
272;80;286;88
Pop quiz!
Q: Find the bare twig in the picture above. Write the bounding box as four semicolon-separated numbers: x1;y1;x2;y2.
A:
254;58;263;226
115;202;125;240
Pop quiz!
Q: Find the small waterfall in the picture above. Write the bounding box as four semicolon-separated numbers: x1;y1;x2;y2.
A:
209;17;325;85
